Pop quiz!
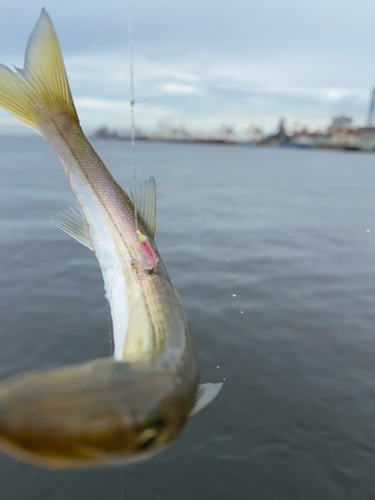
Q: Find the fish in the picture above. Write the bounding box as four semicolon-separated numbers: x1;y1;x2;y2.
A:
0;9;222;468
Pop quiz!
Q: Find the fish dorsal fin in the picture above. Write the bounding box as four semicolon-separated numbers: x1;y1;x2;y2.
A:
130;177;156;236
189;382;223;416
0;9;78;129
51;206;93;250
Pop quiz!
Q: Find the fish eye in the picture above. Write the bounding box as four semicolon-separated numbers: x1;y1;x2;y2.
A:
138;428;158;450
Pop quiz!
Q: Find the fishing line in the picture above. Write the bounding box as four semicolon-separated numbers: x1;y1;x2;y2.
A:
116;4;136;498
128;0;138;232
120;466;125;500
107;306;113;356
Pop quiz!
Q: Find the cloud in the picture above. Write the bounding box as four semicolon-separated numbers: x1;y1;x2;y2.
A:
75;98;127;110
0;0;374;133
160;83;203;95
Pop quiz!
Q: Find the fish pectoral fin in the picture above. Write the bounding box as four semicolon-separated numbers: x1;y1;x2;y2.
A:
51;206;93;250
189;382;223;416
130;177;157;237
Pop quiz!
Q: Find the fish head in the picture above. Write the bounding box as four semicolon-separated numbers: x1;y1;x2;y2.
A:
0;358;197;468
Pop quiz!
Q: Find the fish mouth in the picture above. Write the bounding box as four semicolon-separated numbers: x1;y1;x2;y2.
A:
0;415;164;468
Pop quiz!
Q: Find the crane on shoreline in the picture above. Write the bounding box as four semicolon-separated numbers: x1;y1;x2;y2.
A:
366;87;375;126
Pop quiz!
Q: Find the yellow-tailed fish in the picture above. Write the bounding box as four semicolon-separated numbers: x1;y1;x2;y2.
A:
0;9;222;468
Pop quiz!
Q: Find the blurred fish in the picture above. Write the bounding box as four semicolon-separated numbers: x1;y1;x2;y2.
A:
0;9;222;468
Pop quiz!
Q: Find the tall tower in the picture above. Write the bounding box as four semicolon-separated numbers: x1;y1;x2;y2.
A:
367;87;375;127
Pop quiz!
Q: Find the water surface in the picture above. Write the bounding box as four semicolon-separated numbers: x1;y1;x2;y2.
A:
0;137;375;499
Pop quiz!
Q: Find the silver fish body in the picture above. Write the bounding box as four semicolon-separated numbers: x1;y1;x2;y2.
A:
0;9;221;468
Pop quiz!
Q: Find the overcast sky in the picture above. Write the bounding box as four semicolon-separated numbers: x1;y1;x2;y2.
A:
0;0;375;135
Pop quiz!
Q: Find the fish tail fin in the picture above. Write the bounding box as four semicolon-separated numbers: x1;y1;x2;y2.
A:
0;8;78;130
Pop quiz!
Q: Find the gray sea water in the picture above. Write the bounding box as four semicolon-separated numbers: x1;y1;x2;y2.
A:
1;136;375;499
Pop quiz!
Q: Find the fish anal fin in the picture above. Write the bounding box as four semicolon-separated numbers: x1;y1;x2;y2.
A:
130;177;157;237
189;382;223;416
121;297;153;361
51;206;93;250
173;286;183;308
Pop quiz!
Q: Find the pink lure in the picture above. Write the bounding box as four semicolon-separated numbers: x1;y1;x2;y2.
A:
137;230;159;271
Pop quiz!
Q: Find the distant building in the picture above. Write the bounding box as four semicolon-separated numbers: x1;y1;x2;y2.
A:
354;127;375;151
330;116;353;131
260;118;289;146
